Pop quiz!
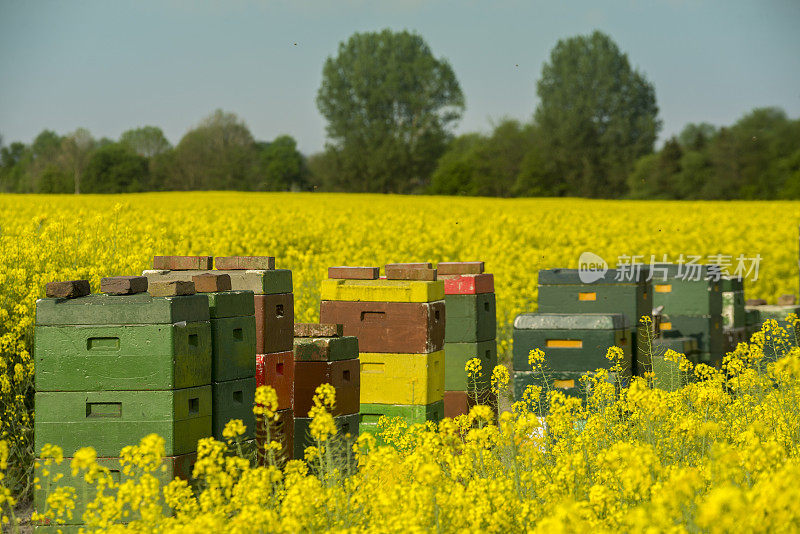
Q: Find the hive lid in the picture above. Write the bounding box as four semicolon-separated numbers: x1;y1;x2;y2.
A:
513;313;626;331
538;268;649;285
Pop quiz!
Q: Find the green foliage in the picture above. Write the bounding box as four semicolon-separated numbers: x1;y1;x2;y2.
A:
82;144;150;193
535;30;661;198
316;29;464;193
120;126;172;158
253;135;307;191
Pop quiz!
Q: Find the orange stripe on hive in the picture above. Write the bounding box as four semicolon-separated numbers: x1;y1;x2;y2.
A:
546;339;583;348
579;292;597;301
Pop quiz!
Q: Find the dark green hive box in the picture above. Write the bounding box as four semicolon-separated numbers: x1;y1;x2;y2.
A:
723;327;749;354
205;290;255;318
513;313;632;377
444;293;496;343
720;277;744;293
746;304;800;326
36;293;210;326
359;401;444;438
513;370;619;412
212;377;256;440
293;413;359;459
661;314;723;355
35;321;212;391
443;340;497;391
537;268;652;329
211;315;256;382
33;453;195;527
293;336;359;362
35;386;212;457
650;264;721;316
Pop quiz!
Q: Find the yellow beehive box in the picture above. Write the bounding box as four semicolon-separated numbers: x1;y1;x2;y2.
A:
320;279;444;303
359;351;445;405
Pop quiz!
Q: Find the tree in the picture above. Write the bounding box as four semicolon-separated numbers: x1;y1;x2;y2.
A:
535;31;661;197
252;135;306;191
317;29;465;193
173;110;256;190
59;128;95;194
82;143;149;193
120;126;172;158
678;122;717;150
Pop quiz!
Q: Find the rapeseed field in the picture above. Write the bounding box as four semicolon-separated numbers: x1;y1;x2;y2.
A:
2;192;800;531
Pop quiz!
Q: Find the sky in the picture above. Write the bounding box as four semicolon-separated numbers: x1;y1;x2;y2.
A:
1;0;799;155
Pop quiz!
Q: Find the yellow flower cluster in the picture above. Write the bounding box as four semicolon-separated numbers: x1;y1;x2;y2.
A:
4;320;800;531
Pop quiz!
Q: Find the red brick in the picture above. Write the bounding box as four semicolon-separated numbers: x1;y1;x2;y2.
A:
215;256;275;270
45;280;90;299
294;323;343;338
441;273;495;295
328;266;379;280
148;280;195;297
256;351;295;411
152;256;213;270
384;267;437;281
100;276;148;295
192;273;232;293
385;262;432;269
437;261;484;275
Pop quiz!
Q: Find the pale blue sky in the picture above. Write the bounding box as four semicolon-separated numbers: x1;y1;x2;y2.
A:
1;0;799;154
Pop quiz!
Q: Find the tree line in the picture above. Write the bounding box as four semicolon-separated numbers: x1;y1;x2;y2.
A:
2;29;798;198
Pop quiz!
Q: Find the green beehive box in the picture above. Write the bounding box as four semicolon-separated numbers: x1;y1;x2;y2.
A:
36;293;210;326
513;370;619;411
212;377;256;441
720;276;744;293
443;340;497;391
444;293;496;343
211;315;256;382
293;413;359;459
293;336;359;362
722;291;746;328
35;386;212;457
537;268;652;329
142;269;293;295
512;313;632;377
650;264;722;316
206;290;255;318
359;401;444;437
660;314;723;355
651;336;698;391
745;308;761;326
35;322;212;392
33;453;195;527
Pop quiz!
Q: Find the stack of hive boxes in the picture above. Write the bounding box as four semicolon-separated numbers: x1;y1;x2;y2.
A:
191;272;257;442
652;264;723;368
33;277;212;530
318;265;445;436
745;297;800;361
513;313;633;406
143;255;294;464
292;323;360;459
436;261;497;417
650;336;699;392
513;267;648;407
721;276;748;354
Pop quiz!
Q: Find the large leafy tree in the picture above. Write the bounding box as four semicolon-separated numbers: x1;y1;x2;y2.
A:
535;31;661;197
120;126;172;158
173;110;256;190
317;29;465;193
